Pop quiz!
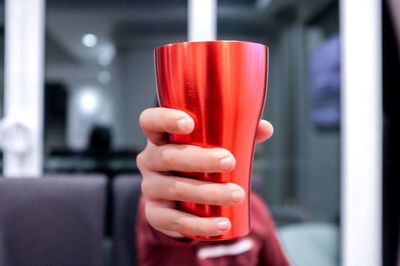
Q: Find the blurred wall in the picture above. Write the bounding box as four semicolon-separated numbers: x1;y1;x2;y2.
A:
265;18;340;221
112;38;185;150
42;1;341;222
236;16;340;221
112;46;156;150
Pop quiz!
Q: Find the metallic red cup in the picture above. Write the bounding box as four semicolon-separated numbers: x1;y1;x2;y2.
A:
155;41;268;241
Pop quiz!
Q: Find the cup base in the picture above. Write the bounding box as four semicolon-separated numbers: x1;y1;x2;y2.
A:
181;230;250;241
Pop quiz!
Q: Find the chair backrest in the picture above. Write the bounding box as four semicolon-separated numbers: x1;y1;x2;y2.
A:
0;176;106;266
112;174;142;266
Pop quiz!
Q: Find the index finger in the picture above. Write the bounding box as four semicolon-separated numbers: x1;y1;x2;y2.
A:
139;107;195;145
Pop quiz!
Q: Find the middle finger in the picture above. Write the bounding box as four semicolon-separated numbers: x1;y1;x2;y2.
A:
144;143;236;173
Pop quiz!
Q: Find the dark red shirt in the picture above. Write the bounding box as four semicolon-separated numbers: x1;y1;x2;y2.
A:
136;193;291;266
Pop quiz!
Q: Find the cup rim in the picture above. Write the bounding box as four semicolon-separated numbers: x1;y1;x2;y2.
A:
155;40;268;51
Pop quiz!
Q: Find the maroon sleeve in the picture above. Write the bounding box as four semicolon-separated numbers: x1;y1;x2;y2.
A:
250;193;292;266
136;196;198;266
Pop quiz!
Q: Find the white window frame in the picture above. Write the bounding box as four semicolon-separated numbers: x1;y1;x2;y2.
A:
188;0;217;41
0;0;45;177
340;0;382;265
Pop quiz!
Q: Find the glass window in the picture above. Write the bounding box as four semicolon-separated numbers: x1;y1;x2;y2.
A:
218;1;340;265
45;0;340;264
44;0;187;175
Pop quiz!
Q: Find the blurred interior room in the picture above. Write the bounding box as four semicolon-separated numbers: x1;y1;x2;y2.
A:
0;0;398;266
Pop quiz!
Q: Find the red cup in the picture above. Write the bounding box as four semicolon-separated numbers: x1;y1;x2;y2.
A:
155;41;268;240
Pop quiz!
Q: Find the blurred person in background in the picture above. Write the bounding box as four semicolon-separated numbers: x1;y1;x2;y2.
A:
88;125;112;153
136;107;291;266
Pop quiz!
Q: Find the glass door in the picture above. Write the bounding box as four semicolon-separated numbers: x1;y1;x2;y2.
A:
217;1;341;265
0;0;45;177
44;0;188;175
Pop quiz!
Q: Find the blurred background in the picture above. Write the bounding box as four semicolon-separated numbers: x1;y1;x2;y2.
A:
1;0;396;266
43;0;339;219
2;0;341;264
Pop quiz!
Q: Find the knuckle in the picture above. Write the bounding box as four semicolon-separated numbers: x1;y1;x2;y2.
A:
209;148;235;166
136;152;146;170
213;147;232;157
170;216;184;232
194;148;217;172
140;179;151;195
228;183;243;192
172;216;213;236
209;150;225;164
144;202;154;223
207;187;227;205
144;202;151;218
164;107;183;118
173;181;189;199
196;191;209;203
191;220;201;234
193;220;210;236
144;204;158;228
160;149;173;166
197;161;209;173
138;109;149;126
144;202;168;233
160;109;175;127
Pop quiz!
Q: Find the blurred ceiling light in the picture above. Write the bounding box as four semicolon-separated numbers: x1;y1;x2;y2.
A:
255;0;272;11
82;33;98;47
97;44;116;66
97;71;112;84
79;89;99;115
98;53;112;66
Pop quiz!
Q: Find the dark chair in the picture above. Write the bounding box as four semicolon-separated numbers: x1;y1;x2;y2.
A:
0;176;107;266
112;174;142;266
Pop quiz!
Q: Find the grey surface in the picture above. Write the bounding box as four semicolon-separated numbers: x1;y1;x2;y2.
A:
0;176;107;266
279;222;339;266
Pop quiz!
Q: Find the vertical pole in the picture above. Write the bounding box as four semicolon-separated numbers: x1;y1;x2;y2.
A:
188;0;217;42
3;0;45;177
341;0;382;265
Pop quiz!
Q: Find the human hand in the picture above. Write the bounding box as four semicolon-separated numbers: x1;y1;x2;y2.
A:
137;107;274;238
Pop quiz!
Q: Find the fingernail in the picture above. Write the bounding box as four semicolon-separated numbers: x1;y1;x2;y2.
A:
220;158;232;170
232;190;244;203
177;119;187;131
217;220;230;231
